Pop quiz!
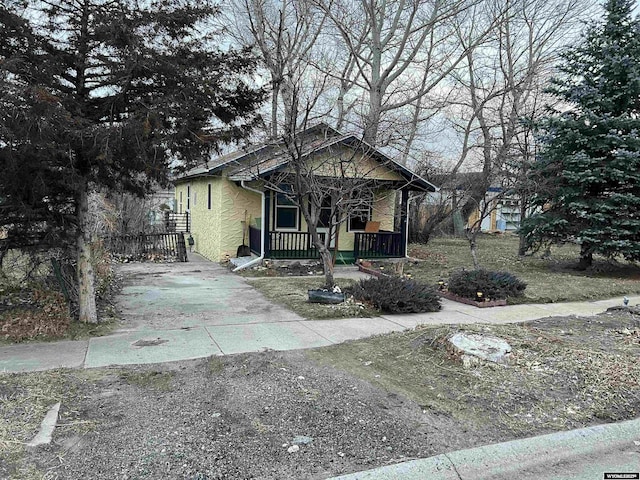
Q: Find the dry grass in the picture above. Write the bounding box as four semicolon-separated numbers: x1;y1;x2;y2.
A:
120;370;175;391
248;277;380;319
0;370;71;480
405;235;640;304
308;311;640;437
245;235;640;318
0;370;106;478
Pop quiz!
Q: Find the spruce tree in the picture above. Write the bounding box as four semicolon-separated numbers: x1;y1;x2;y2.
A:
0;1;265;322
520;0;640;269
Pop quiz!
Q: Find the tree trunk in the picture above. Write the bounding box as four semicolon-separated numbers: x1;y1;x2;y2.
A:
518;234;528;257
318;246;335;288
577;243;593;271
517;192;529;256
363;86;382;146
271;81;280;138
77;182;98;323
468;230;481;269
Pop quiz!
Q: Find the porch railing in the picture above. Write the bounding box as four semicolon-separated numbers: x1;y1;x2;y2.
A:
354;231;403;258
164;211;190;233
268;231;326;259
246;228;403;260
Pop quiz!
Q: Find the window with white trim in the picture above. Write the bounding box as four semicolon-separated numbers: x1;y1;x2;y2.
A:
275;187;299;230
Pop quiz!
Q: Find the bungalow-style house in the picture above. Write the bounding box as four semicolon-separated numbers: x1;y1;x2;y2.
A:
174;124;437;266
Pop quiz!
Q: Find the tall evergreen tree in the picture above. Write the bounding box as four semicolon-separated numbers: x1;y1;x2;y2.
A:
0;0;265;322
520;0;640;269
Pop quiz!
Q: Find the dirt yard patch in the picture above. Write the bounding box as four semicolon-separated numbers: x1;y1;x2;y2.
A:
2;310;640;479
311;309;640;436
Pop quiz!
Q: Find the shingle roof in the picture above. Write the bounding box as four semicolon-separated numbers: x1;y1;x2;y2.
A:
176;123;437;192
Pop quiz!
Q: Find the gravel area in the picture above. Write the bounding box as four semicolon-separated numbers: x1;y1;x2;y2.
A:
19;350;499;480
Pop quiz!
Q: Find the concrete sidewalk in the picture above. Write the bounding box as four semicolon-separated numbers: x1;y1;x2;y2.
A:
1;294;636;374
0;251;637;374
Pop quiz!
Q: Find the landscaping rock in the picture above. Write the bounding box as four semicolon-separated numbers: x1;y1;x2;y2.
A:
292;435;314;445
448;332;512;365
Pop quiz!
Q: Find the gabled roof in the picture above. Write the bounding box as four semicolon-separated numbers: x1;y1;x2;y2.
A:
177;123;437;192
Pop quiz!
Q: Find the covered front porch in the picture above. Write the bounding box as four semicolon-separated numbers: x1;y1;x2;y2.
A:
246;188;411;264
248;227;405;263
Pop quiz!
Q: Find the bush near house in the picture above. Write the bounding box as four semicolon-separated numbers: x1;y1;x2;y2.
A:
447;269;527;301
351;276;441;314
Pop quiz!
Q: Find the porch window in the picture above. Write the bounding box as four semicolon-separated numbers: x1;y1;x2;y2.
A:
275;189;299;230
348;193;373;231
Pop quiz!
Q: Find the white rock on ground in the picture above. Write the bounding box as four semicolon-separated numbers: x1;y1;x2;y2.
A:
448;332;512;366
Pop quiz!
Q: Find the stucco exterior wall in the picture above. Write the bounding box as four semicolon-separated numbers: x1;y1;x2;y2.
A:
337;189;397;251
373;190;396;231
177;177;262;261
218;178;262;259
175;177;223;261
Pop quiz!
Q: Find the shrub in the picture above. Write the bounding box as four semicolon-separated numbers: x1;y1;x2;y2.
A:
447;269;527;300
351;276;441;313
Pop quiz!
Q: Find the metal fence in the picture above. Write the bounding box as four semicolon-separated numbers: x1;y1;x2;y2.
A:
108;232;188;262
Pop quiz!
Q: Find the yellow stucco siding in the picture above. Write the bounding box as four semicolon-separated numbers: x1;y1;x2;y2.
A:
175;177;223;261
336;189;396;251
178;177;261;261
218;178;262;259
372;190;396;231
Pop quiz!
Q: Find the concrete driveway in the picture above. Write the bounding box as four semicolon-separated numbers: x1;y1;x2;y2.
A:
2;253;636;373
84;254;332;368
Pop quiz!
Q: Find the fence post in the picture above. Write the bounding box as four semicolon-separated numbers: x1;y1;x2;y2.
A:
176;233;188;262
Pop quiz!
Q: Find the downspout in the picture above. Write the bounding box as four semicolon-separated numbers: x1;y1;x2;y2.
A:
233;181;265;271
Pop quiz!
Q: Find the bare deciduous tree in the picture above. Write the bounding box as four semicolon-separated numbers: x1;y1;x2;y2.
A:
444;0;593;263
249;122;397;287
227;0;327;137
317;0;498;147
